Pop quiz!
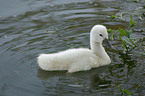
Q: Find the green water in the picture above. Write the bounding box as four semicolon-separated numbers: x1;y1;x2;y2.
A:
0;0;145;96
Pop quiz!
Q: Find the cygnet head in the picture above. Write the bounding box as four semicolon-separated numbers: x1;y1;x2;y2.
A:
90;25;108;43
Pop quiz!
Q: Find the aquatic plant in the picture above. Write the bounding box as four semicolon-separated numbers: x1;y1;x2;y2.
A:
110;12;129;20
119;15;137;52
110;4;145;21
108;15;139;53
118;85;131;96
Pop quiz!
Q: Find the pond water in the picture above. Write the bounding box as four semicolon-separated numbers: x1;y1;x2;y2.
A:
0;0;145;96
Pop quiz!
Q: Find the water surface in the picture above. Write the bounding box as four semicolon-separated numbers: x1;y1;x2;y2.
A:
0;0;145;96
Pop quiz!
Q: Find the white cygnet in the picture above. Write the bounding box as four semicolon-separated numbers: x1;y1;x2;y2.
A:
37;25;111;73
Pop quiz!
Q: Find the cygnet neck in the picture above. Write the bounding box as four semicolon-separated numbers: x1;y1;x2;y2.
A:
90;41;109;59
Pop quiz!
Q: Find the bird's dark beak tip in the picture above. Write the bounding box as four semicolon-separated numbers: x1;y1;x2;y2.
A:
103;38;112;49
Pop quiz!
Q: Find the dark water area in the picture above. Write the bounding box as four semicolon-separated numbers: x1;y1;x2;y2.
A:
0;0;145;96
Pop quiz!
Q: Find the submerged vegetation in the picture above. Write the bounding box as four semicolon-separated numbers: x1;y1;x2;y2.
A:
108;15;144;53
118;85;131;96
108;11;145;95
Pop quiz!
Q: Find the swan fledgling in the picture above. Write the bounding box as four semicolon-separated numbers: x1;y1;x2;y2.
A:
37;25;111;73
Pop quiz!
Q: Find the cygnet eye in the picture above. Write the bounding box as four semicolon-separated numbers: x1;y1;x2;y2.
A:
99;34;103;37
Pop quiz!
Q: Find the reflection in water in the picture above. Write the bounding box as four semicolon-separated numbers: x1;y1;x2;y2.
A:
37;65;114;95
37;68;67;80
90;74;112;90
110;52;137;77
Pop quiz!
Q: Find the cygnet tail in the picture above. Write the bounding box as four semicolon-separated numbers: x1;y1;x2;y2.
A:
37;54;50;71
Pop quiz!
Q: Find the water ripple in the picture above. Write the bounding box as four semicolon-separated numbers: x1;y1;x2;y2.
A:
0;0;145;96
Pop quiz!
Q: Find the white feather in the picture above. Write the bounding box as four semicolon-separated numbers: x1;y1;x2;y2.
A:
37;25;111;73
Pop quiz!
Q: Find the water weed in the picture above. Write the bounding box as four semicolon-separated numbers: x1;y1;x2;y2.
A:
118;85;131;96
108;15;139;53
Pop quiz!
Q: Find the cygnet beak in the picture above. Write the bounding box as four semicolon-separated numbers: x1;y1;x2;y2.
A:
103;38;112;48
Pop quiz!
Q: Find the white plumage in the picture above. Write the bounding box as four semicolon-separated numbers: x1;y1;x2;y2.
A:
37;25;111;73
